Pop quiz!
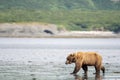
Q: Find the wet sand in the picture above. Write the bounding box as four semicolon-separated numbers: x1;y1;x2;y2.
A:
0;38;120;80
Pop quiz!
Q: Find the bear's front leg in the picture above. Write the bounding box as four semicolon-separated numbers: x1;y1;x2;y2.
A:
71;62;82;75
82;65;88;76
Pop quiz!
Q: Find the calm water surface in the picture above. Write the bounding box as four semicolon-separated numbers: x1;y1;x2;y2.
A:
0;38;120;80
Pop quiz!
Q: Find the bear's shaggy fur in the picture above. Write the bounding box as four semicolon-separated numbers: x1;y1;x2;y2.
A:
65;52;105;75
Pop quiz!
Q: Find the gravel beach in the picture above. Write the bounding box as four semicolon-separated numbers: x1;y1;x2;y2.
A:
0;23;120;38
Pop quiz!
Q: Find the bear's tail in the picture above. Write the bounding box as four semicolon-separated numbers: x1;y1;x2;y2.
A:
101;66;105;74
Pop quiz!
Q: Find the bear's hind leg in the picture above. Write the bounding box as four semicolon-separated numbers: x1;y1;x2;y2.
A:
82;65;88;76
101;66;105;75
95;66;100;75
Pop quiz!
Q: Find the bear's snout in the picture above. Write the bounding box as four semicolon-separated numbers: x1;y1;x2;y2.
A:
65;60;71;64
65;61;68;64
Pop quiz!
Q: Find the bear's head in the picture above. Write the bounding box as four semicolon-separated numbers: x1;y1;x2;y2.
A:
65;53;76;64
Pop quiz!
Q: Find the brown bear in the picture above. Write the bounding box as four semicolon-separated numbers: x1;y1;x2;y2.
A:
65;52;105;75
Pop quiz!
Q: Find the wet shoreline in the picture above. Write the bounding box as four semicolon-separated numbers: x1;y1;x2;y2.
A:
0;38;120;80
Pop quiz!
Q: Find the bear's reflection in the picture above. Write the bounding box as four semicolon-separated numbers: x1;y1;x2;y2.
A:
74;74;103;80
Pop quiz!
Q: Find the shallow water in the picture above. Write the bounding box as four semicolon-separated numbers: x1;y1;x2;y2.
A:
0;38;120;80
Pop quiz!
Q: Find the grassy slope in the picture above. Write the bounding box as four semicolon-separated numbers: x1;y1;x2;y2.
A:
0;0;120;31
0;9;120;31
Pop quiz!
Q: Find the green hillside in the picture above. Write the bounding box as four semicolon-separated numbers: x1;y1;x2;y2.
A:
0;0;120;32
0;0;120;10
93;0;120;10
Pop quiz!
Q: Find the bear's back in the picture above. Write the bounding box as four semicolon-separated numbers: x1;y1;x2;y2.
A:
78;52;102;66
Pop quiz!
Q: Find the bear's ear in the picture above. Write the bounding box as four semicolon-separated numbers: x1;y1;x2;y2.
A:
70;53;76;57
70;53;74;56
